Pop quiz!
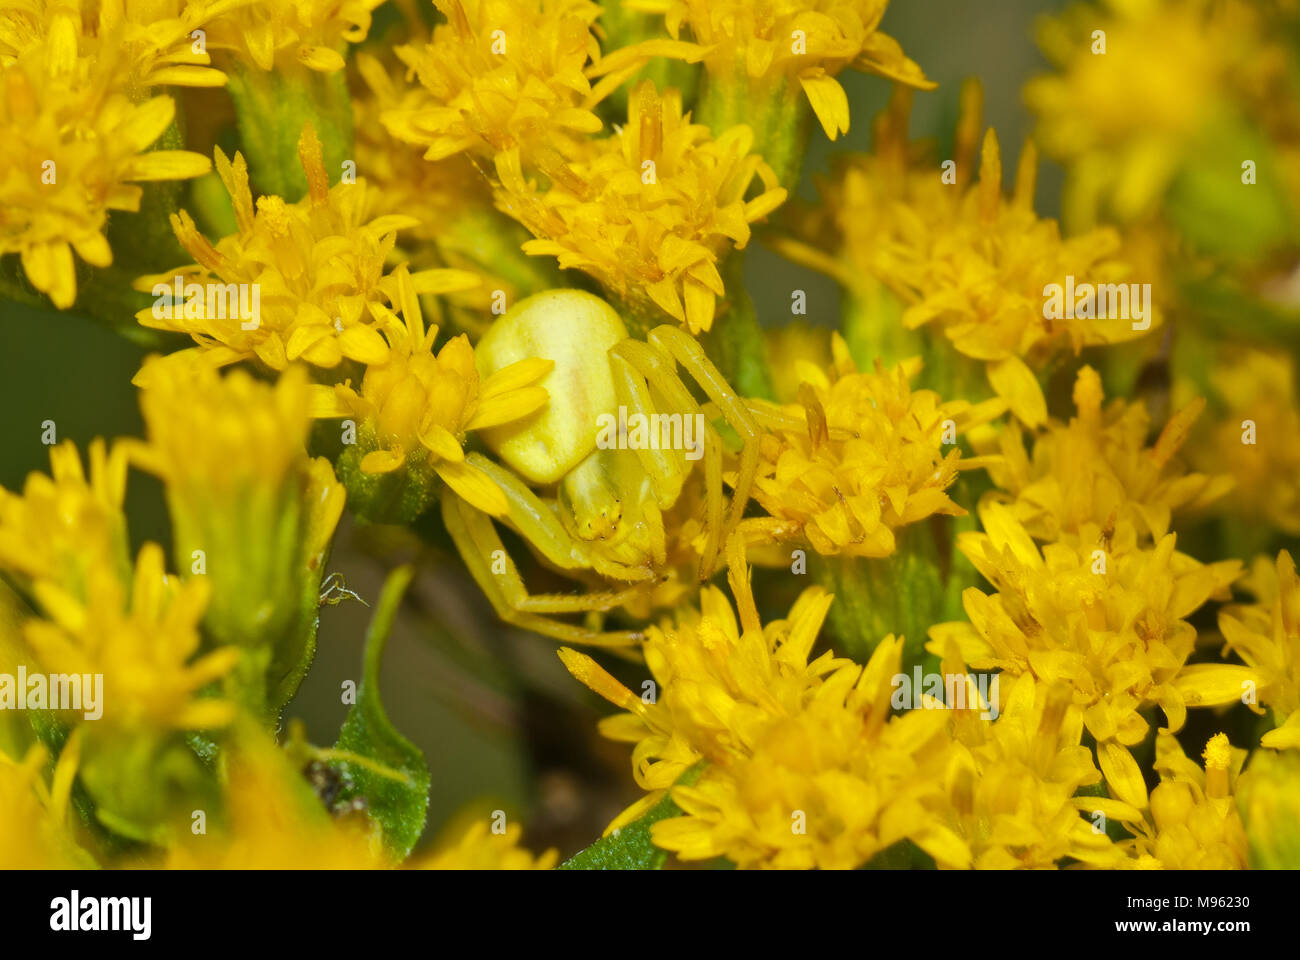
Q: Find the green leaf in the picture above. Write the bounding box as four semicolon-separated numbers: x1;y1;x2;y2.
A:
559;762;705;870
331;565;430;860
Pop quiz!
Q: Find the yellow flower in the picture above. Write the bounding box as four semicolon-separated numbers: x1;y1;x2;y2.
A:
0;34;211;307
1236;747;1300;868
933;673;1122;869
134;124;479;371
0;0;227;93
24;541;240;732
741;333;1003;558
929;503;1240;810
559;558;959;869
165;724;386;868
0;439;131;600
775;85;1153;426
1212;551;1300;751
1103;732;1248;869
1025;0;1289;225
622;0;933;139
412;820;558;870
1188;347;1300;535
312;264;553;517
201;0;384;72
0;740;92;869
981;365;1232;551
494;81;787;334
130;356;344;669
351;50;550;328
383;0;611;165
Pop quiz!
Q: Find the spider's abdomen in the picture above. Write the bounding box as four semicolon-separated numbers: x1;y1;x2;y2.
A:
475;290;627;486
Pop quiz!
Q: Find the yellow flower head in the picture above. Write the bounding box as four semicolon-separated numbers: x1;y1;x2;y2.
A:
1025;0;1289;225
0;741;90;869
930;503;1240;810
745;333;1002;557
131;355;345;655
1107;731;1248;869
134;124;479;371
202;0;384;73
1191;347;1300;535
413;820;558;870
982;365;1232;552
166;725;386;868
934;674;1122;869
1236;746;1300;869
624;0;934;138
0;439;130;600
384;0;609;164
352;52;491;254
494;81;787;334
24;541;240;732
777;84;1154;426
0;0;226;93
560;558;957;869
1216;551;1300;751
312;265;553;517
0;33;211;307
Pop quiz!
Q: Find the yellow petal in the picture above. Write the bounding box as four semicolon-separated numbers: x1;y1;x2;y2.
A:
360;449;405;474
987;355;1046;427
435;460;509;516
1099;741;1148;809
799;72;850;139
419;423;465;462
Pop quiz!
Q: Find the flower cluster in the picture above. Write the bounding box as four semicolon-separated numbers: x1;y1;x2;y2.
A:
2;0;1297;875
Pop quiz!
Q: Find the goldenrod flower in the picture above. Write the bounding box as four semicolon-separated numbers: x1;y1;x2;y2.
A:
130;356;344;678
201;0;384;72
622;0;933;139
1187;347;1300;535
351;50;544;323
0;37;211;307
0;741;92;869
24;541;240;732
1211;551;1300;751
166;725;386;868
742;333;1003;557
383;0;610;165
1102;732;1248;869
312;265;553;518
494;81;787;334
930;503;1240;810
1025;0;1290;225
981;366;1232;551
932;674;1123;869
1236;747;1300;868
776;86;1154;425
560;559;959;869
134;124;479;370
0;0;227;93
413;820;558;870
0;439;130;600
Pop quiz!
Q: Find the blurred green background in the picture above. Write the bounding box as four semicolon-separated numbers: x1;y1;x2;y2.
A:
0;0;1072;856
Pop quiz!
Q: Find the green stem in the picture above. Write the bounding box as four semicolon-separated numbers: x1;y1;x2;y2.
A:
225;61;354;201
697;73;811;193
814;522;950;669
702;251;774;400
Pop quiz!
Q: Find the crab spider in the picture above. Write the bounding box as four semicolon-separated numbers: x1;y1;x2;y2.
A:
440;289;759;648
